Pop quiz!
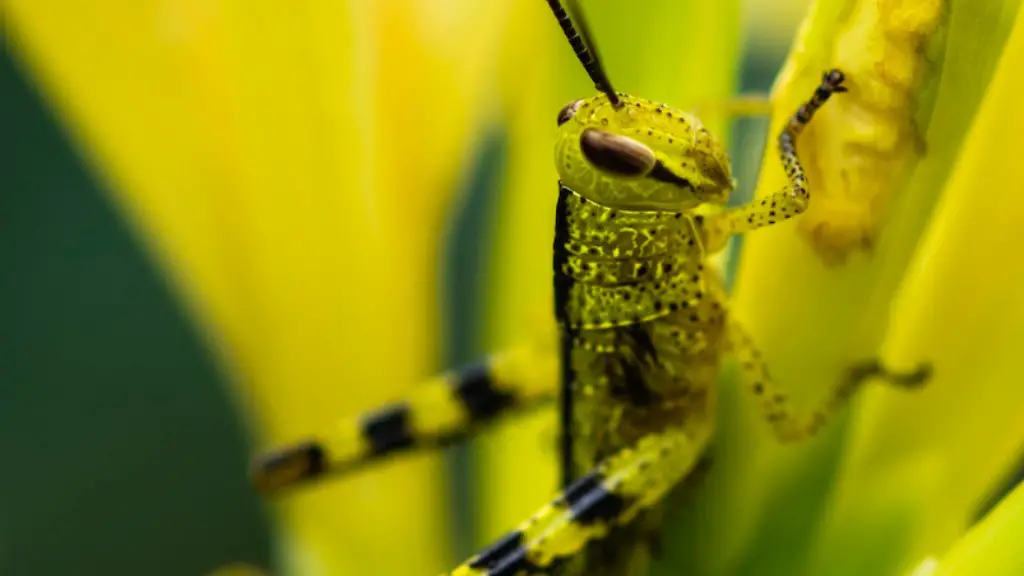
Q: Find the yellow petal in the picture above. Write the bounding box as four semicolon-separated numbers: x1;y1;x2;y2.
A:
812;7;1024;571
926;482;1024;576
662;0;1021;573
2;1;510;573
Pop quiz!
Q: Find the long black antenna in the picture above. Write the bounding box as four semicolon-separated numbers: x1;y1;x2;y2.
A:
546;0;621;106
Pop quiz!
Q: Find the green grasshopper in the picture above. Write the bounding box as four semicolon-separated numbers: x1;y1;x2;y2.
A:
249;1;930;574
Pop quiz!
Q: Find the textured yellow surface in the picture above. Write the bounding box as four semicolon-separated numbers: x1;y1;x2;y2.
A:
821;7;1024;568
688;0;1024;574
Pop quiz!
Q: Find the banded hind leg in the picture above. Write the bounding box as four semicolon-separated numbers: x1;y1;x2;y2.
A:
449;427;707;576
727;319;930;442
251;339;557;494
702;69;848;254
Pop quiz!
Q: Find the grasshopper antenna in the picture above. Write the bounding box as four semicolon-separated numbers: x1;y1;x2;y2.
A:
547;0;621;107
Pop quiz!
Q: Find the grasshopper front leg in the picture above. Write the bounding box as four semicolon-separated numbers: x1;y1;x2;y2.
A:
702;70;849;253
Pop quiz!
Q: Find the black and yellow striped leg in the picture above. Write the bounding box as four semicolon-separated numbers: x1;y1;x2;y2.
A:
250;341;557;494
448;427;705;576
702;69;848;253
728;319;931;442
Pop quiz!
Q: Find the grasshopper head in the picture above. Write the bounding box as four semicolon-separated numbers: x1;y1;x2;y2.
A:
543;0;734;212
554;93;734;211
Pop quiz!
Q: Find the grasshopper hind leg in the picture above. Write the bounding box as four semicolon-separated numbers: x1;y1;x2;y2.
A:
702;69;850;253
250;340;557;494
450;427;706;576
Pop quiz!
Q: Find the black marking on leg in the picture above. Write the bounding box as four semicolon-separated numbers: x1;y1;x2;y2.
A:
488;545;549;576
452;362;515;421
250;440;326;494
843;358;933;390
469;530;525;570
361;404;415;455
470;530;550;576
562;470;628;525
554;184;578;488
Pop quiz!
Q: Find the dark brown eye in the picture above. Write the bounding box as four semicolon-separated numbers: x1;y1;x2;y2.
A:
557;99;583;126
579;129;656;176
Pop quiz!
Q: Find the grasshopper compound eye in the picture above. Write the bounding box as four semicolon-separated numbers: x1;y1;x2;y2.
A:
579;129;656;176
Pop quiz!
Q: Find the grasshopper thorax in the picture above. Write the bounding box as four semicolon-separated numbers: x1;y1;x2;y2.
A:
555;93;734;211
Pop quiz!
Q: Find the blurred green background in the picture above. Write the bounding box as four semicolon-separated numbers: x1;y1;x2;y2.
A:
1;40;272;574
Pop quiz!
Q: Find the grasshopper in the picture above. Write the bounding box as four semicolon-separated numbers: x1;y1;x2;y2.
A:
249;1;930;574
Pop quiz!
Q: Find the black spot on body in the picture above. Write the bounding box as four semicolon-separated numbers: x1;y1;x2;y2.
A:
627;324;659;364
609;325;660;407
616;357;655;406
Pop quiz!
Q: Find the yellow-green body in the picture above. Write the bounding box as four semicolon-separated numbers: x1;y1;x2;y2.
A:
553;93;733;575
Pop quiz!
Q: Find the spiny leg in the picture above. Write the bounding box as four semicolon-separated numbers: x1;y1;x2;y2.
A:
448;428;703;576
728;319;931;442
702;69;848;253
251;341;557;494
